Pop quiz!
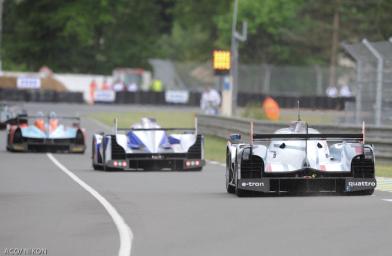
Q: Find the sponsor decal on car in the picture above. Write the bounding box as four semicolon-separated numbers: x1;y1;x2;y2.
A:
345;178;376;192
241;182;265;187
348;181;376;187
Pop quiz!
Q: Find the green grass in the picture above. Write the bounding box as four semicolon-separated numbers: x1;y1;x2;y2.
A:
88;111;392;177
376;165;392;178
205;135;226;162
89;111;195;128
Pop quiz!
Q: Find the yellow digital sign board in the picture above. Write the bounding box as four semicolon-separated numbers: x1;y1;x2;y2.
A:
213;50;231;74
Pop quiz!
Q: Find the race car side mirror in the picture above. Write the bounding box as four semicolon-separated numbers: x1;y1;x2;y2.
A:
229;134;241;143
279;143;286;149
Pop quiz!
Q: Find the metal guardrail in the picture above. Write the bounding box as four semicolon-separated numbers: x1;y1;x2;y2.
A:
197;114;392;162
0;89;84;103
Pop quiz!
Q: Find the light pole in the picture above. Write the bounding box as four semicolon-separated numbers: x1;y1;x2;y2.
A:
0;0;4;72
230;0;247;116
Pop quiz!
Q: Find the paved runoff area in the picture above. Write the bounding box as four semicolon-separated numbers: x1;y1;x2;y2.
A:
1;103;392;256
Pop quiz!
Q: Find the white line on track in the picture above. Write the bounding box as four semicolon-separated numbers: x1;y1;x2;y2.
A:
382;199;392;202
47;153;133;256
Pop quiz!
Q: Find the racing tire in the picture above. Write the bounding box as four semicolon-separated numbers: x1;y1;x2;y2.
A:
226;160;235;194
226;148;236;193
102;162;108;171
6;133;11;152
76;130;84;145
345;189;374;196
188;167;203;171
93;164;103;171
13;129;23;144
235;187;248;197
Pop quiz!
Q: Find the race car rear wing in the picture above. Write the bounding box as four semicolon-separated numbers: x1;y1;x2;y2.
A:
112;117;198;134
14;115;80;120
249;120;365;143
252;133;363;140
8;114;81;125
119;128;196;131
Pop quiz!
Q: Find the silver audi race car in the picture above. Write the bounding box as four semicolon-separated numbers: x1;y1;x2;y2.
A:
92;117;205;171
226;120;376;196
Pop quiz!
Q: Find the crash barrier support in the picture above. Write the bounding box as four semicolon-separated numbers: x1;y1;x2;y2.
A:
0;89;84;103
113;91;353;109
197;114;392;162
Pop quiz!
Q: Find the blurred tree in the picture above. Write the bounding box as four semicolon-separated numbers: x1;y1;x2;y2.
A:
158;0;229;61
214;0;306;64
3;0;114;72
2;0;392;73
2;0;168;73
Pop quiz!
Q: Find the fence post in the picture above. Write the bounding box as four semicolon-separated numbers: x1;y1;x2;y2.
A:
314;65;323;95
355;60;363;124
362;39;383;127
263;64;271;94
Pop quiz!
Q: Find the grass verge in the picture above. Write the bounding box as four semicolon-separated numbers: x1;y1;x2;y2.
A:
376;165;392;178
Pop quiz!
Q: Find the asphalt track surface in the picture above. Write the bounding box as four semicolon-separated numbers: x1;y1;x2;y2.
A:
1;103;392;256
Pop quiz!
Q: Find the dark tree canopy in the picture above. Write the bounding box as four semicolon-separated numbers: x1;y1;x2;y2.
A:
2;0;391;73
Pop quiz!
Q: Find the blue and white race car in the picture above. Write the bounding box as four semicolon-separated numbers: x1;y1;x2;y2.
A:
7;112;86;153
92;117;204;171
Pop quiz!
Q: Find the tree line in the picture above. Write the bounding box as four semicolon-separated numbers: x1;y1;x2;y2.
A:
2;0;391;76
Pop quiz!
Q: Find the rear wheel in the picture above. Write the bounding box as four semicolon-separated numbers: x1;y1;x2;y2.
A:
13;129;23;143
76;130;84;145
93;164;103;171
6;133;11;151
226;164;236;194
345;189;374;196
189;167;203;171
226;152;235;194
235;187;248;197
